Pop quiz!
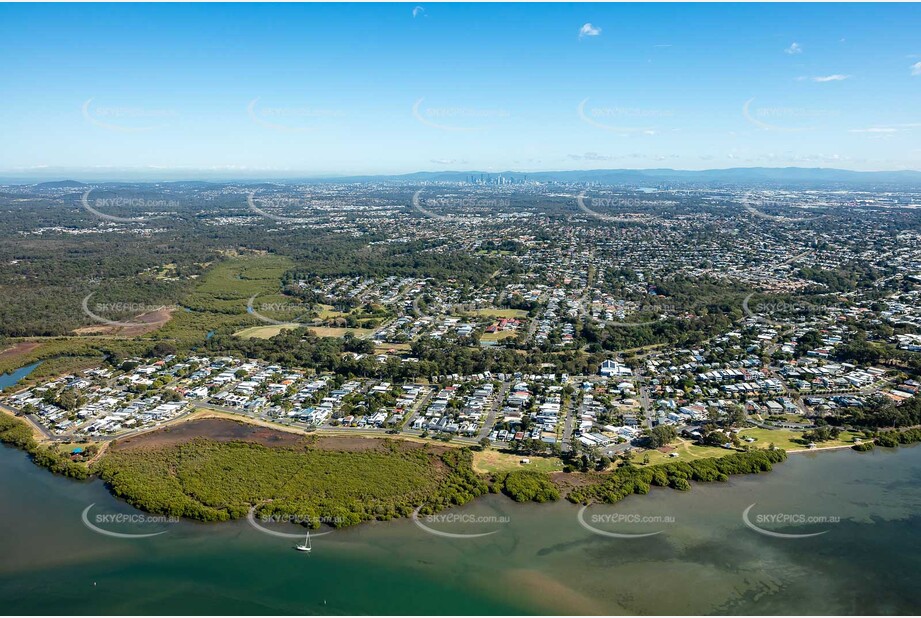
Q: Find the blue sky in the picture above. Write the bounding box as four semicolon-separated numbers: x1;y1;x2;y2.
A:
1;2;920;177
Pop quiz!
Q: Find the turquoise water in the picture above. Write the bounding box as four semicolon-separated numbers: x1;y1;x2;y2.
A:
1;443;920;615
0;361;40;391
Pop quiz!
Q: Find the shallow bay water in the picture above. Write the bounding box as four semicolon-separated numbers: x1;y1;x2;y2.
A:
1;442;920;615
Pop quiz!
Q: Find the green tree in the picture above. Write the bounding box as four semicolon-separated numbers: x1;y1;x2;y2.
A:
648;424;678;448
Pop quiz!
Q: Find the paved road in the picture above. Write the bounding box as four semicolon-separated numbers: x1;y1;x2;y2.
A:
478;380;510;440
2;402;105;443
525;318;539;343
633;368;655;428
401;386;436;430
399;426;479;446
0;403;58;441
411;294;426;318
561;391;578;453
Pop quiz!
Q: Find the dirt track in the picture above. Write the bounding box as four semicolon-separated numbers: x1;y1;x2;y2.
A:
0;342;41;362
111;416;446;455
73;307;174;336
110;418;307;451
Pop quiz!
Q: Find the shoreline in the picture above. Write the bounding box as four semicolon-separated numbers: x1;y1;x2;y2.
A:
1;422;918;536
0;394;886;462
787;443;859;454
0;403;52;443
2;390;918;531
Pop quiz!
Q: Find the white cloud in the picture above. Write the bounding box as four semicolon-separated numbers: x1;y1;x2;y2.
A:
812;74;850;82
412;6;424;18
849;123;921;134
849;128;897;133
567;152;674;162
578;23;601;39
785;42;802;55
568;152;616;161
912;61;921;76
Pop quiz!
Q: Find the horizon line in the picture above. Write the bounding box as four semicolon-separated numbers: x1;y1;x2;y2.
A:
4;164;921;185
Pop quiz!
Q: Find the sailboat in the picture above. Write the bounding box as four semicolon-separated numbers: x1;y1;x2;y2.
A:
294;529;312;553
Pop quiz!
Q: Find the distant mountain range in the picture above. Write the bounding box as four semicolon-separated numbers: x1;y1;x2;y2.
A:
33;180;88;189
329;167;921;187
4;167;921;188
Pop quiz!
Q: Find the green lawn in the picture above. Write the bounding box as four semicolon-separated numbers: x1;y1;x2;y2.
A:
480;330;519;342
161;254;297;344
471;308;529;319
234;325;300;339
317;304;348;319
473;449;563;474
738;427;863;451
635;439;731;466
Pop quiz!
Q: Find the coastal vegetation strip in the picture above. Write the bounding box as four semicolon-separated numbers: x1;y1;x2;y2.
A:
4;407;921;527
91;420;487;525
875;427;921;448
568;449;789;505
0;412;93;479
497;469;561;503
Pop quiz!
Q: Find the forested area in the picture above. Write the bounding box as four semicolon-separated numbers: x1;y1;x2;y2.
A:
92;437;488;525
0;187;510;338
568;449;787;504
497;469;560;502
0;413;91;478
835;394;921;429
202;327;611;380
